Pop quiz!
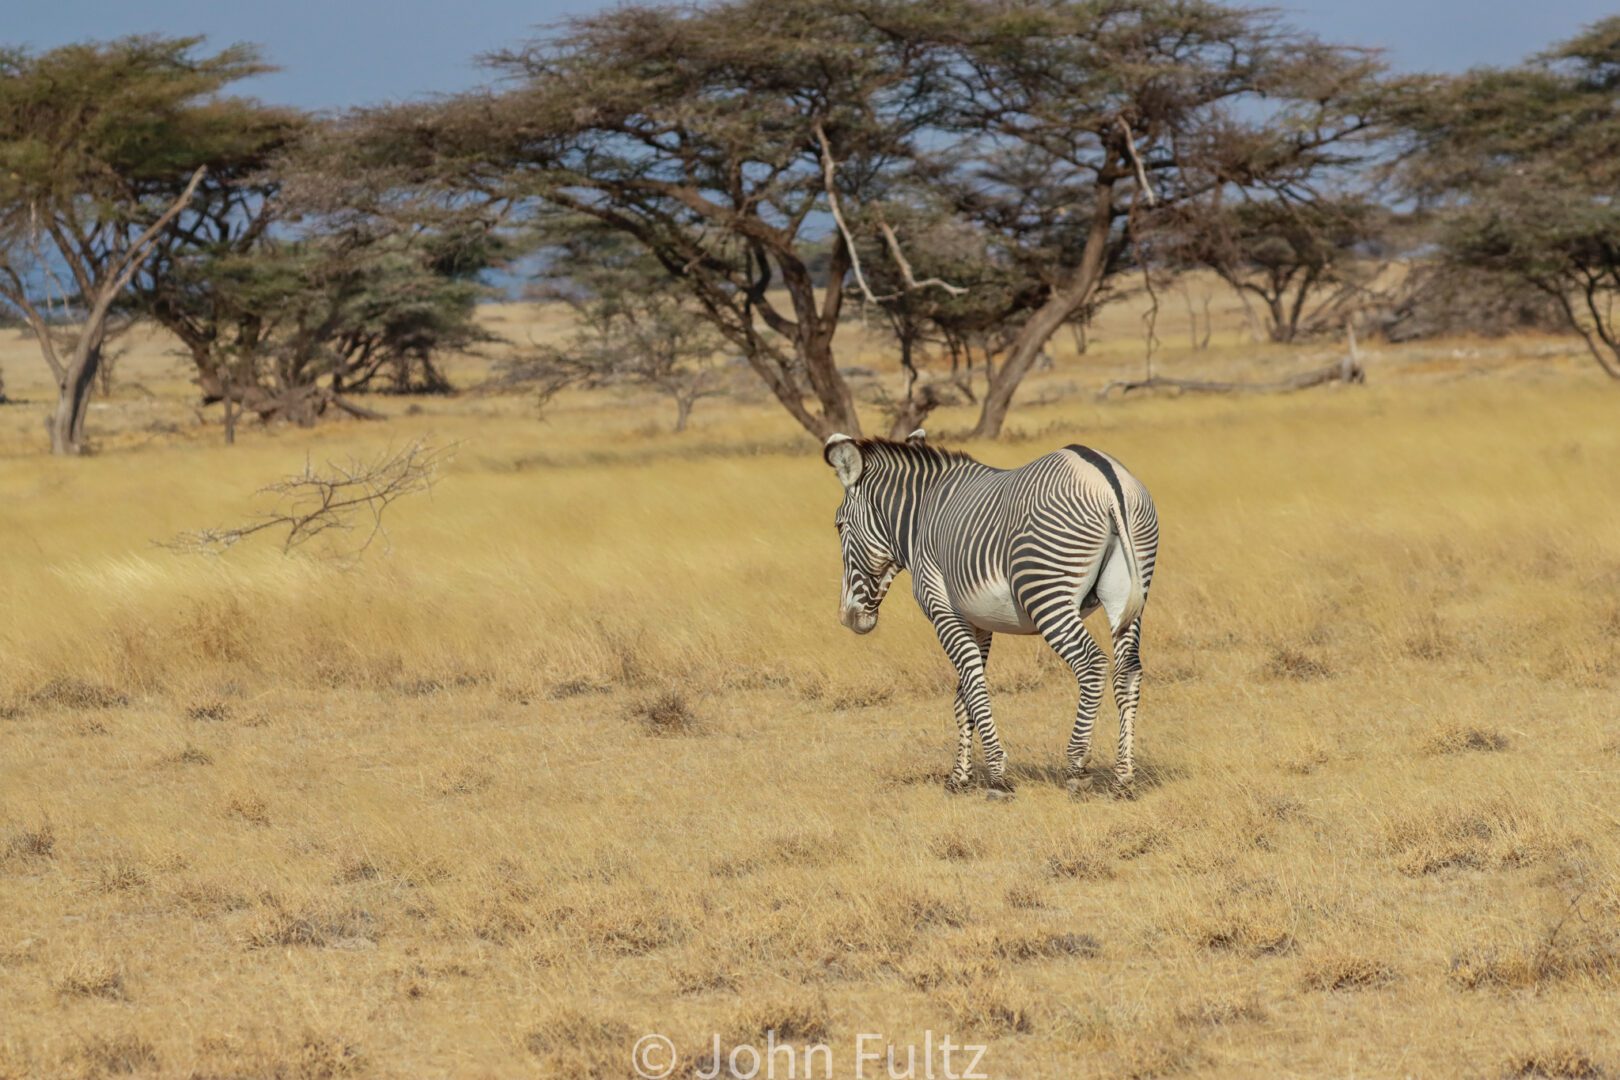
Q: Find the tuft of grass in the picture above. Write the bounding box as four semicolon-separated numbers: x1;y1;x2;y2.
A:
1261;647;1331;681
1424;724;1510;754
185;700;232;722
70;1034;160;1077
3;822;55;862
224;793;271;827
245;903;377;950
56;959;126;1000
937;978;1037;1037
733;998;832;1044
1044;839;1115;881
1300;953;1397;992
629;691;703;736
29;676;128;710
1503;1049;1608;1079
1385;798;1569;876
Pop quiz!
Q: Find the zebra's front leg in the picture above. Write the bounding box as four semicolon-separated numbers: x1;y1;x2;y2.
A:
1033;609;1108;782
1110;618;1144;791
931;614;1008;790
946;629;992;792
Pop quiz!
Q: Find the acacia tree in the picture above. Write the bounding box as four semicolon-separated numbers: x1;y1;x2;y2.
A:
499;221;730;432
1396;18;1620;378
351;0;961;439
1166;196;1388;343
132;121;503;435
917;0;1386;435
0;37;278;454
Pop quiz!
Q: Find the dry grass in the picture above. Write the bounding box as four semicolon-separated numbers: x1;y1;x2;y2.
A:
1;300;1618;1076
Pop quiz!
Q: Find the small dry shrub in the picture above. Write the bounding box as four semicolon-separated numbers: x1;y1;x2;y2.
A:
1281;742;1331;775
993;931;1100;963
523;1007;631;1079
185;700;232;722
187;1031;365;1080
1385;799;1569;876
335;855;384;884
1424;724;1510;755
1005;884;1046;910
1404;615;1457;661
938;979;1037;1036
733;997;832;1044
828;683;894;710
285;1034;366;1079
245;903;376;950
1503;1048;1608;1079
1449;916;1620;991
629;691;703;736
436;766;494;796
1184;882;1296;956
3;822;55;862
1044;839;1115;881
160;744;214;767
549;676;610;699
69;1034;159;1077
930;830;986;862
1261;647;1331;681
712;830;846;878
57;959;126;1000
30;676;127;710
224;794;271;827
96;860;149;893
1175;994;1268;1027
1104;822;1171;860
174;880;250;918
1301;952;1397;991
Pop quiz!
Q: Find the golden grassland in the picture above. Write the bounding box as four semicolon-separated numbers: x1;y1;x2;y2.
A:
1;293;1618;1078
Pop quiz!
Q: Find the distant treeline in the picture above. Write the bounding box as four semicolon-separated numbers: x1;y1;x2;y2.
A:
2;3;1617;453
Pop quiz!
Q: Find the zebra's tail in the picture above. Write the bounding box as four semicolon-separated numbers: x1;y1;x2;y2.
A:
1106;497;1147;641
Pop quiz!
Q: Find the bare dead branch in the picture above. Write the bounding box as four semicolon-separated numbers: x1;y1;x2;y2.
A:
877;222;967;297
1117;117;1157;207
162;438;451;556
814;122;891;305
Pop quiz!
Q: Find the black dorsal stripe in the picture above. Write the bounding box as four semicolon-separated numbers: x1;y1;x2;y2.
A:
1065;444;1125;510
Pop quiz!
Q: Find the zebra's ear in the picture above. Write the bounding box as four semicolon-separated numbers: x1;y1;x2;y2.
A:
906;428;927;445
823;434;863;487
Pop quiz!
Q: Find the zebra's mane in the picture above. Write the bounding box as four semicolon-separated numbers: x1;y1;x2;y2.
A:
851;437;980;470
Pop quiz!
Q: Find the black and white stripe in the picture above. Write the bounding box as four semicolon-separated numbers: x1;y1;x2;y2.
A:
825;428;1159;791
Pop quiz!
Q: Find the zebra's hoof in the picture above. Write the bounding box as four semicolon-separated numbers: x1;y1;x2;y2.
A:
1064;774;1095;795
985;788;1016;802
1111;778;1137;800
944;776;971;795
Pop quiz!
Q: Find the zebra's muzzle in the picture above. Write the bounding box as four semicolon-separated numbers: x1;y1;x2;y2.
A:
840;604;878;634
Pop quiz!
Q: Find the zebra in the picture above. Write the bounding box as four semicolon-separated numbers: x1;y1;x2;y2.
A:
823;428;1158;793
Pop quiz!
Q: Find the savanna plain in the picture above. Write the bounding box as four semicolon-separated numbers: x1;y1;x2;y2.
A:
1;300;1618;1079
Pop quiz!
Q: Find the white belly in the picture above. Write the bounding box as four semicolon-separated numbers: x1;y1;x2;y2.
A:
955;579;1037;634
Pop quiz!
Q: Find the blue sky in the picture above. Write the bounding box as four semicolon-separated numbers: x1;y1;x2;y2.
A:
9;1;1615;109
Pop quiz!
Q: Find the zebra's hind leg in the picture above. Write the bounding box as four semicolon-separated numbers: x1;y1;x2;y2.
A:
946;628;993;792
1110;618;1144;792
1033;609;1109;783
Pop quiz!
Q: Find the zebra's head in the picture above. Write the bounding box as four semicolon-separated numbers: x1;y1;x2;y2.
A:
824;430;924;634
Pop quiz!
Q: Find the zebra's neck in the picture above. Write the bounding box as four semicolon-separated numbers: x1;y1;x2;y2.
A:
859;442;987;571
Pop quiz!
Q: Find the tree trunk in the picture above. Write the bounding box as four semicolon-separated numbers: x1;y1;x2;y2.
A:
673;393;694;433
49;341;102;456
973;179;1117;439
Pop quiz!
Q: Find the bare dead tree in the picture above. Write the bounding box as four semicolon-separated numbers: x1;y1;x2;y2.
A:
164;438;449;556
